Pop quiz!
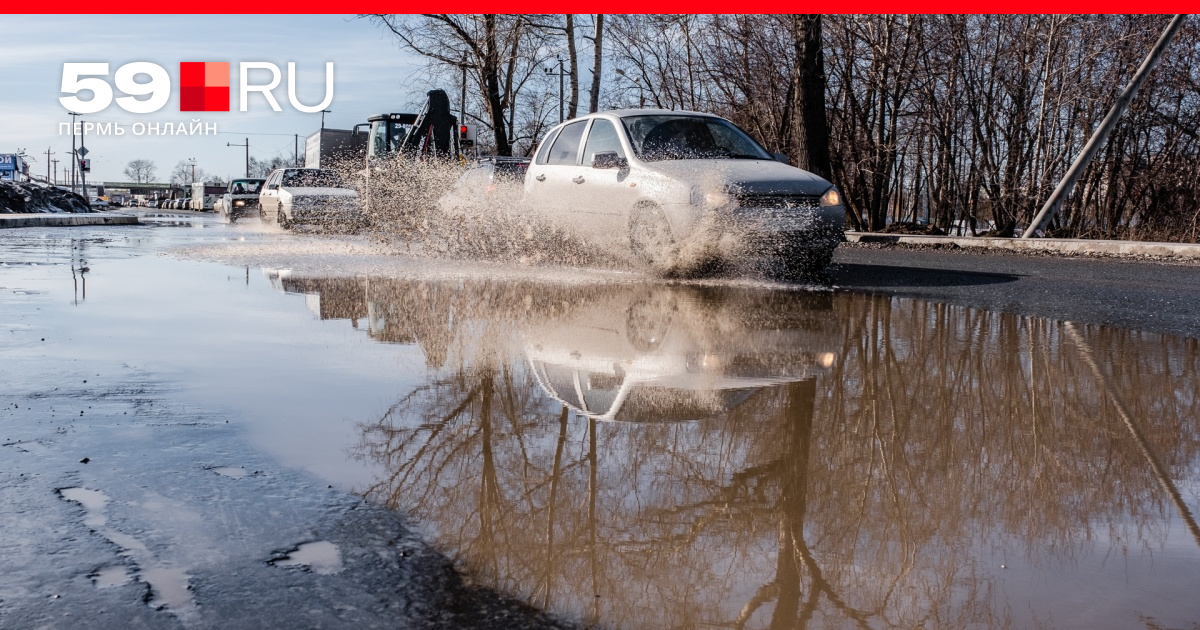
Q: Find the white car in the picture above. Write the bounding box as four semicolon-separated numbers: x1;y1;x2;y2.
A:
524;109;844;275
214;178;265;223
259;168;361;229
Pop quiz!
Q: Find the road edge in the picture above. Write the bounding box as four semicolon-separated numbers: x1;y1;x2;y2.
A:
845;232;1200;259
0;213;140;229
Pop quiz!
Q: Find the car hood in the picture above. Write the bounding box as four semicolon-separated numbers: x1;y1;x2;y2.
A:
644;159;831;195
280;187;359;198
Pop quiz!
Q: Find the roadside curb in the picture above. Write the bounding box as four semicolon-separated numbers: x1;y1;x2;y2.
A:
845;232;1200;259
0;213;140;229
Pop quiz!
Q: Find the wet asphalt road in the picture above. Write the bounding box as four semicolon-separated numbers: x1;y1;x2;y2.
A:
2;216;1199;628
831;244;1200;340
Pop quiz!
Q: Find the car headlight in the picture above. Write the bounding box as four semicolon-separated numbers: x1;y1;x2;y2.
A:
820;187;842;207
690;186;732;209
233;200;245;207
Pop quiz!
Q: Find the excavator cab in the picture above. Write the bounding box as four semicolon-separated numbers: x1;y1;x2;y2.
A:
365;114;418;160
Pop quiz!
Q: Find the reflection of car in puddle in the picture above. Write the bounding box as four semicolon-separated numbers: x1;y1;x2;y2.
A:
525;287;838;422
263;273;840;423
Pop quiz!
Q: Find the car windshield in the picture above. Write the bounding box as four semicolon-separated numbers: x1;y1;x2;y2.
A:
282;170;343;188
621;115;771;162
230;179;263;194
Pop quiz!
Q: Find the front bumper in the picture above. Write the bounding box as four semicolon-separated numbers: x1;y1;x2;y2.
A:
720;204;845;251
286;201;364;226
228;201;260;217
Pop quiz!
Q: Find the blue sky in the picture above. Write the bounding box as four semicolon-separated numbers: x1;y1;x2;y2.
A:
0;15;427;183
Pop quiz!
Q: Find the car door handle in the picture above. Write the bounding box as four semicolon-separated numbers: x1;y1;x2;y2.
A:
535;174;546;182
572;176;585;184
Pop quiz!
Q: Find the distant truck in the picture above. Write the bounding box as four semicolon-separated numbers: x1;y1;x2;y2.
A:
304;129;368;169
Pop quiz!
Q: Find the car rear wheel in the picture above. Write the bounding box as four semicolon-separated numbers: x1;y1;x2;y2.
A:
277;206;291;230
629;203;676;273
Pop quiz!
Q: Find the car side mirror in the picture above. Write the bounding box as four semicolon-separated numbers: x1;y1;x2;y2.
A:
592;151;628;170
772;152;789;164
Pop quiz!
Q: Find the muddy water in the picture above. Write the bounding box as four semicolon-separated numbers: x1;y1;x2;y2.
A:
3;220;1199;628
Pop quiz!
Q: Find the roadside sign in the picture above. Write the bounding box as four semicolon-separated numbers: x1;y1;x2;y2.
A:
77;146;89;158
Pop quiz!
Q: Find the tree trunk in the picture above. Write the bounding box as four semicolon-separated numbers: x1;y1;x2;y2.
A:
566;15;580;120
789;14;832;181
482;15;512;156
589;14;604;113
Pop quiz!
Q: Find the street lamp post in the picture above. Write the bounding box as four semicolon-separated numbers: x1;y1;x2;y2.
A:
227;139;249;178
545;58;565;123
320;109;331;131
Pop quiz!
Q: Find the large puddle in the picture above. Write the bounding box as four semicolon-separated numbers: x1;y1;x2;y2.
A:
3;221;1199;628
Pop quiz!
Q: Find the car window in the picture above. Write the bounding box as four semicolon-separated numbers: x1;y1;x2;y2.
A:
582;119;626;165
230;179;263;194
535;127;561;165
546;120;586;165
621;115;771;162
539;363;582;409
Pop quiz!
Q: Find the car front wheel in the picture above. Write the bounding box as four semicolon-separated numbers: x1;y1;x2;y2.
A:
629;203;676;273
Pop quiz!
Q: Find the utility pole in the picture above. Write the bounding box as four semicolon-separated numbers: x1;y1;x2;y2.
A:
188;158;197;185
227;139;249;178
294;133;300;166
45;147;54;183
51;159;59;185
1024;14;1187;238
459;59;469;159
320;109;331;131
68;111;80;194
545;58;565;123
78;119;88;201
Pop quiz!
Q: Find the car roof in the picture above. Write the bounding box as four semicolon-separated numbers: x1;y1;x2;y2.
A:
597;108;721;118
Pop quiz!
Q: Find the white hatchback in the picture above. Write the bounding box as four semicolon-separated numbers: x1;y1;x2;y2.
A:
524;109;844;275
259;168;361;230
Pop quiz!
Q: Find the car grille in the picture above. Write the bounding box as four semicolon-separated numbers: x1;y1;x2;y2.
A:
736;193;821;209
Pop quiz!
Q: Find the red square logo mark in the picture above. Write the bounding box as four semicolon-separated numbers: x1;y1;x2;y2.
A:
180;62;229;112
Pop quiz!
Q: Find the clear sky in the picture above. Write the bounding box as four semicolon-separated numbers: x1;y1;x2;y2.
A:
0;15;427;183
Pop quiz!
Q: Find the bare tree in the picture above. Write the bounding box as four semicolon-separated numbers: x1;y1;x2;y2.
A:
247;155;290;178
366;14;538;156
589;15;605;113
123;159;156;183
168;160;205;186
788;15;832;180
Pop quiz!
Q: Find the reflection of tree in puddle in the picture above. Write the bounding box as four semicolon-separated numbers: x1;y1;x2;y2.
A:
277;276;1200;628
